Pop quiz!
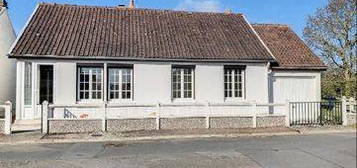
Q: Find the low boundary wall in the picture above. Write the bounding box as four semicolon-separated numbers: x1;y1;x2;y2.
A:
43;101;289;134
210;116;252;128
107;118;156;132
347;114;356;126
160;117;206;130
0;119;4;134
257;115;286;128
48;119;102;134
47;115;287;133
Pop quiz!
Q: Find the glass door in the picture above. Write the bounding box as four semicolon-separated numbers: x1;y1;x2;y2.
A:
39;65;53;104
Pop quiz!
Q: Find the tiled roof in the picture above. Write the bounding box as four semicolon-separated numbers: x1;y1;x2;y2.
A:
9;3;274;62
252;24;326;70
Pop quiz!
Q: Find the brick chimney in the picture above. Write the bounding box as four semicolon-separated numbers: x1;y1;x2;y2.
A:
129;0;135;9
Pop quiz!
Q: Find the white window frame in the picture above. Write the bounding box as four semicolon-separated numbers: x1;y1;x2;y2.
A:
108;68;133;102
77;66;103;103
172;67;195;101
224;68;245;101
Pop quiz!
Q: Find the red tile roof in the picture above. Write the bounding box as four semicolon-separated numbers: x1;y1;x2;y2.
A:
252;24;326;70
9;3;274;62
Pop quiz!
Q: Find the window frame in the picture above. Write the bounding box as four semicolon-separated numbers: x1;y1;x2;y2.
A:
224;67;245;101
171;66;195;101
77;66;104;103
107;67;134;102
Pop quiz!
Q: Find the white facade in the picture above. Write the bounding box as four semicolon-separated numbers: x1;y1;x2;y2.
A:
15;59;281;119
15;59;322;120
0;7;16;105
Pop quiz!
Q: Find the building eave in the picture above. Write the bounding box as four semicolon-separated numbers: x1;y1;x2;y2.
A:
8;54;276;63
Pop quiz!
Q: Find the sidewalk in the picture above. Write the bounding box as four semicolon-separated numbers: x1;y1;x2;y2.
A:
0;126;355;145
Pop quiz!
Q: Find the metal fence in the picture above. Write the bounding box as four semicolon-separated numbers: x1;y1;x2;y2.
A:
289;101;342;125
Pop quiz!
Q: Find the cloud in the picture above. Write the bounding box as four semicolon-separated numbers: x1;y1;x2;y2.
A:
175;0;222;12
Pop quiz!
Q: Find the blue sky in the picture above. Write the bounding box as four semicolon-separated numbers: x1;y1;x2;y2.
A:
6;0;328;37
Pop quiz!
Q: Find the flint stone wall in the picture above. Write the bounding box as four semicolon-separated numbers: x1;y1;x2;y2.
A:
107;118;156;132
48;119;101;133
160;117;206;130
209;117;253;128
257;115;286;128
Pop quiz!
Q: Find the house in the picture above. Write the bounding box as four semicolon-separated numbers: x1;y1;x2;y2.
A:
8;3;326;125
0;0;16;108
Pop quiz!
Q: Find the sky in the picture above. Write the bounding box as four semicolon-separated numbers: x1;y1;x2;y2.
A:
6;0;328;37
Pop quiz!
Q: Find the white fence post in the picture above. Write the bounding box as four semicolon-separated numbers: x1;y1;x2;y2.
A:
156;102;160;130
42;101;49;134
102;103;107;132
342;96;347;126
285;100;290;127
252;101;257;128
349;97;354;113
4;101;12;135
205;102;210;129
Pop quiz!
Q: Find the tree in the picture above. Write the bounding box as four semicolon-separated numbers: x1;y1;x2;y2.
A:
303;0;356;98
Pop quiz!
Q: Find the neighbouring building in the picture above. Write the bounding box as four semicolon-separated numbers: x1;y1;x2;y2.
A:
0;0;16;108
8;3;326;123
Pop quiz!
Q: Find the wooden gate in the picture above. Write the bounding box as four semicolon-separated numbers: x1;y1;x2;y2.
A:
289;102;342;125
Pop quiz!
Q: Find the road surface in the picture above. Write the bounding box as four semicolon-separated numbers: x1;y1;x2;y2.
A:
0;133;355;168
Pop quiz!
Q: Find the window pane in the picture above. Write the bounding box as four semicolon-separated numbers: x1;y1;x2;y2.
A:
24;62;32;105
108;68;132;100
172;67;193;99
224;68;244;98
78;67;103;100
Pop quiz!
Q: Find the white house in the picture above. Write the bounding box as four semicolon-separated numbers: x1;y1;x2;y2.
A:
0;0;16;106
8;3;326;124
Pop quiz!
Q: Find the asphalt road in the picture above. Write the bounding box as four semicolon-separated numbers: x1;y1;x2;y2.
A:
0;133;355;168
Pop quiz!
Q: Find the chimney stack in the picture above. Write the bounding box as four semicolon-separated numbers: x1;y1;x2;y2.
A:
224;9;232;14
129;0;135;8
0;0;6;8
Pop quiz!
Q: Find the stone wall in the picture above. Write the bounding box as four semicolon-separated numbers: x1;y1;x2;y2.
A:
209;117;253;129
48;119;101;134
107;118;156;132
347;114;356;126
160;117;206;130
47;115;288;133
0;119;4;133
256;115;286;128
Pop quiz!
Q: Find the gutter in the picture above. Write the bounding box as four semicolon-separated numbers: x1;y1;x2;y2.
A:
271;66;328;71
8;54;277;64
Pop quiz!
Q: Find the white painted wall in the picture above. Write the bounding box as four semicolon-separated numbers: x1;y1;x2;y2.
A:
195;65;224;102
133;63;172;103
16;60;271;119
271;71;321;102
54;62;77;104
0;7;16;105
245;63;269;102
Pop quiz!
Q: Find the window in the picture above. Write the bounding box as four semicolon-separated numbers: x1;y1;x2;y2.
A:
108;68;133;100
78;67;103;101
172;67;194;99
24;62;32;105
224;68;244;99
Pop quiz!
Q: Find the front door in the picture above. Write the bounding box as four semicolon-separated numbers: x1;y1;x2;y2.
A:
39;65;54;104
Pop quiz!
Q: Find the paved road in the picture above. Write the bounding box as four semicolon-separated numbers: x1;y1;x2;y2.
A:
0;133;355;168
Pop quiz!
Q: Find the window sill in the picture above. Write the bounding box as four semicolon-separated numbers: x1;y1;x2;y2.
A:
224;98;246;102
172;98;195;103
76;100;104;105
107;99;135;104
